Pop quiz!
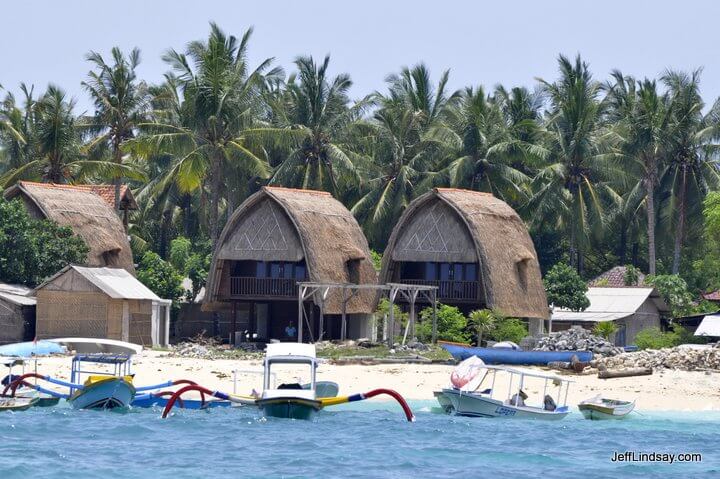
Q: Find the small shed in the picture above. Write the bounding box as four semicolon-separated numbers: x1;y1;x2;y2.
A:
0;283;36;343
34;266;171;347
550;287;669;346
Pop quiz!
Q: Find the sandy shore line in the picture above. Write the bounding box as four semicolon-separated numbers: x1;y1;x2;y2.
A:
20;350;720;411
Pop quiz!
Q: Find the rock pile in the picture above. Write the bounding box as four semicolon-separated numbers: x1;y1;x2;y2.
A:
534;327;624;356
596;345;720;371
173;342;213;358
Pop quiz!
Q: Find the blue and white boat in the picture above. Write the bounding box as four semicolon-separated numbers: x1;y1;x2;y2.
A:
437;365;572;420
67;354;136;410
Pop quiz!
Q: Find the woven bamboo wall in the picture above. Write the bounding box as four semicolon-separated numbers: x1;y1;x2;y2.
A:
0;300;26;343
128;299;152;346
36;291;108;339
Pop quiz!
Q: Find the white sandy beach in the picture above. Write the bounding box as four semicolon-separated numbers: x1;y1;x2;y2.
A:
18;350;720;412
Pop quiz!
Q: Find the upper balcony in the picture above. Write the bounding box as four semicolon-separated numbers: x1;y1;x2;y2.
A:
398;279;480;302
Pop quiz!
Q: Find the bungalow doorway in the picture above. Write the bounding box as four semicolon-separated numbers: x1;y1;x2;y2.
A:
255;303;269;340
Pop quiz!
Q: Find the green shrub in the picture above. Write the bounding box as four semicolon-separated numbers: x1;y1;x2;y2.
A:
370;250;383;272
634;328;674;350
593;321;618;340
633;324;706;350
487;317;528;344
417;304;469;343
169;236;192;272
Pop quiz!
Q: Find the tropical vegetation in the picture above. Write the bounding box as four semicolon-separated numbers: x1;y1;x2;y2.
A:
3;23;720;303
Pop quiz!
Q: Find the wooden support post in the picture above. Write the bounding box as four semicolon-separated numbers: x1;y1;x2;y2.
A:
297;286;304;343
318;300;325;342
431;290;438;344
231;301;237;345
341;287;347;341
409;290;418;341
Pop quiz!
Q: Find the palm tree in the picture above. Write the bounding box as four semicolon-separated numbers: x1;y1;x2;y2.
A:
468;309;496;346
529;55;624;273
268;55;369;197
351;100;429;247
0;84;35;175
605;73;669;275
140;24;280;245
424;86;544;205
351;64;455;247
0;85;79;184
660;69;720;273
82;47;150;213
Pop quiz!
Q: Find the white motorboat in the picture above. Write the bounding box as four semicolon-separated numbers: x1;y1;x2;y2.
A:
578;395;635;420
439;365;572;420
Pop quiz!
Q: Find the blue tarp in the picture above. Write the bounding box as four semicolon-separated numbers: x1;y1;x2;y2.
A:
440;343;593;365
0;341;66;357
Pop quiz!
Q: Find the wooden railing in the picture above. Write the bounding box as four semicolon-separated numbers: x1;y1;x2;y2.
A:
398;279;479;301
229;277;299;298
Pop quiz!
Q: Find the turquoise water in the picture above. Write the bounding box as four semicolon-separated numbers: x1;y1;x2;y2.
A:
1;401;719;478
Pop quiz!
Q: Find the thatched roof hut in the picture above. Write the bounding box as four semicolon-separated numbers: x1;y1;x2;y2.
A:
380;188;548;319
4;181;135;273
205;186;377;314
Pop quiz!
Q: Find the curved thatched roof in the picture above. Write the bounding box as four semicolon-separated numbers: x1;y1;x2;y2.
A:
205;186;377;314
380;188;548;319
4;182;135;274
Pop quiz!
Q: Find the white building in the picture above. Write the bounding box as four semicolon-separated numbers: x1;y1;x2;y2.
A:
550;287;669;346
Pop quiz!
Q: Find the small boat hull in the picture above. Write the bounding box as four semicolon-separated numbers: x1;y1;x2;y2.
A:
0;397;38;411
439;342;593;365
131;395;231;409
442;388;569;420
257;397;322;420
579;399;635;420
69;376;135;410
434;390;454;413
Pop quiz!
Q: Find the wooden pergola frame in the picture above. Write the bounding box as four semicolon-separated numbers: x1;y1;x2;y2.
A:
296;282;438;346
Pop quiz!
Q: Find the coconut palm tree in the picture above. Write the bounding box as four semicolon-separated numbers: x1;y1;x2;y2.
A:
659;69;720;273
268;55;370;198
139;24;281;245
0;84;35;175
605;73;669;275
82;46;150;212
424;86;545;206
529;55;625;274
350;100;430;248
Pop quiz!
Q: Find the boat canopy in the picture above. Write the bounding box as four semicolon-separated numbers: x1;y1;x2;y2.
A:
265;343;316;361
479;364;573;384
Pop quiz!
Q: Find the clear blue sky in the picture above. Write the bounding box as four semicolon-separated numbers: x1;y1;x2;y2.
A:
2;0;719;113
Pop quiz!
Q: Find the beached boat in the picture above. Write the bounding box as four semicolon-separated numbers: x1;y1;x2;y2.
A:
438;364;572;420
439;341;592;365
0;340;65;357
1;357;60;407
578;396;635;420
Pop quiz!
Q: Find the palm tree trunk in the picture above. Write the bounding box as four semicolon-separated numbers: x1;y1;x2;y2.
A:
113;138;122;220
209;152;222;246
645;167;657;275
672;165;688;274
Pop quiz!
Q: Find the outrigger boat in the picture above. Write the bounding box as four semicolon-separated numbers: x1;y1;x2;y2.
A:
160;343;415;421
66;354;136;410
436;362;572;420
256;343;323;420
0;357;60;407
578;395;635;420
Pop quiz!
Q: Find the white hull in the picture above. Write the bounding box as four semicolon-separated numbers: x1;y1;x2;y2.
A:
442;388;569;420
579;399;635;420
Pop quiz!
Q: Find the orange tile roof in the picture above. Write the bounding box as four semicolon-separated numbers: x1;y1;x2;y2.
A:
703;291;720;301
18;181;138;209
